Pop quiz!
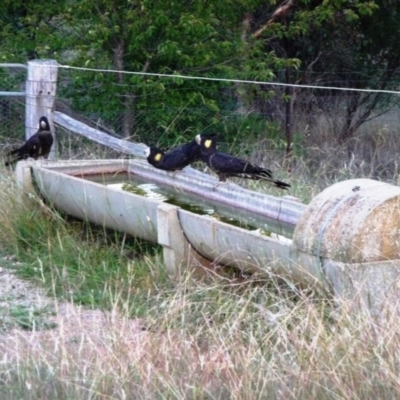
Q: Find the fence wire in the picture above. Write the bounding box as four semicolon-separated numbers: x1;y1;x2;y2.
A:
0;66;26;155
0;98;25;153
55;66;400;160
2;63;400;187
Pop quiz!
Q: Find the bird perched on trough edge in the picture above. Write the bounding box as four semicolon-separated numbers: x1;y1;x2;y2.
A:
5;116;54;166
195;133;290;189
145;134;216;172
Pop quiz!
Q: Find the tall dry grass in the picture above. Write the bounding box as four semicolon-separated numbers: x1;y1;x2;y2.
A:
1;110;400;398
0;277;400;399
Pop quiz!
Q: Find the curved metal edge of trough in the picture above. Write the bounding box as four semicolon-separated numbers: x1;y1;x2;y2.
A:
14;159;328;291
29;164;160;243
16;159;400;313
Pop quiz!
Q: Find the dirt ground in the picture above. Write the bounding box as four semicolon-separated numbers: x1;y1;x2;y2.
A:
0;256;148;363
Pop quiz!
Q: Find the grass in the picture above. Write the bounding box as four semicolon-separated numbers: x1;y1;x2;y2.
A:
5;304;57;331
1;125;400;398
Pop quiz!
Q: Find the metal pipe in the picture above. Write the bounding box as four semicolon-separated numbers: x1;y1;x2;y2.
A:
127;159;306;227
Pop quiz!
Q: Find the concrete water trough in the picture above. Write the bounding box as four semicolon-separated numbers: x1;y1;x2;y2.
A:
15;159;400;314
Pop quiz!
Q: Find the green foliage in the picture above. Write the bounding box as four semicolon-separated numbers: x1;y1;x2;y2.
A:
0;1;66;61
57;0;281;141
2;0;398;148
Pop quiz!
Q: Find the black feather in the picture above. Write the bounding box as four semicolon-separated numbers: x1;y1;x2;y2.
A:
195;134;290;189
146;135;216;171
5;116;53;166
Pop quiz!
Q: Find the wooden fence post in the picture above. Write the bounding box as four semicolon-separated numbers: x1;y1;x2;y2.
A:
25;59;58;159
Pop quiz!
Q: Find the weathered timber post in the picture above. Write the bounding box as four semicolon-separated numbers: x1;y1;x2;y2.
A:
25;59;58;159
157;203;214;277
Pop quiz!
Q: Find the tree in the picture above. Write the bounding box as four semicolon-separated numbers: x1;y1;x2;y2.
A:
252;0;400;150
58;0;282;142
2;0;393;155
238;0;381;157
0;1;66;61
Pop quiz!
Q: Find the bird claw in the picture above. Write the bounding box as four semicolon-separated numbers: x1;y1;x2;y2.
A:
212;180;227;190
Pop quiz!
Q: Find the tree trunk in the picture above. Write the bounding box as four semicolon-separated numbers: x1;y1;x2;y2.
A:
284;67;294;171
113;40;134;138
235;13;253;115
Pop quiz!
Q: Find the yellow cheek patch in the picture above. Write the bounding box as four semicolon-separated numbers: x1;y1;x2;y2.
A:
154;153;162;162
205;139;212;148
